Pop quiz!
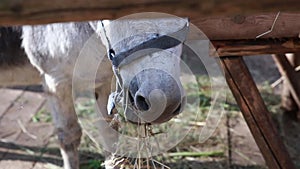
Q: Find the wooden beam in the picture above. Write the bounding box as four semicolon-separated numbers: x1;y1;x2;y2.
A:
276;53;300;115
0;0;300;40
196;12;300;40
272;54;300;111
210;38;300;57
0;0;300;25
220;56;295;169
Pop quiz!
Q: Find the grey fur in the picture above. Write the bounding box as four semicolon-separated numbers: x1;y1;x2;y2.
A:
22;22;94;74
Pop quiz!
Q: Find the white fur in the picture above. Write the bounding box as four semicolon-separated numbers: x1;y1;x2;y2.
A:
0;17;188;169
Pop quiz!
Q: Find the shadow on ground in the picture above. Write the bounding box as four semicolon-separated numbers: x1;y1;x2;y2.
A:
0;141;104;168
0;141;268;169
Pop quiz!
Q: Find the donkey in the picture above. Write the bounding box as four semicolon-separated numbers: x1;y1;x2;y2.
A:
1;17;188;169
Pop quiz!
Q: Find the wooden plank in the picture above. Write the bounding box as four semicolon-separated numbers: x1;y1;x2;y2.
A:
5;123;56;169
210;38;300;57
196;12;300;40
0;91;46;141
0;89;23;118
0;160;33;169
0;0;300;41
219;56;295;169
0;0;300;26
279;53;300;113
31;163;47;169
0;90;46;163
32;163;62;169
15;123;54;147
272;54;300;111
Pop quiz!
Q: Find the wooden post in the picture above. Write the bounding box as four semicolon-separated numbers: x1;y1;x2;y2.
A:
273;54;300;118
210;38;300;57
219;56;295;169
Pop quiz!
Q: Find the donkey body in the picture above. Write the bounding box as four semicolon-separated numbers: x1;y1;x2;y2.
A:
0;17;187;169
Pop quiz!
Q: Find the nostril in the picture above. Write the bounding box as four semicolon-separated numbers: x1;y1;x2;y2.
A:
173;104;181;115
135;95;150;111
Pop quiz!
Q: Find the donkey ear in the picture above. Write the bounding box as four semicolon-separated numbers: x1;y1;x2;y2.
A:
88;21;99;32
89;20;111;49
88;20;105;38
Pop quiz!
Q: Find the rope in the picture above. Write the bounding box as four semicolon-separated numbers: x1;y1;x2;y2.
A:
100;20;130;118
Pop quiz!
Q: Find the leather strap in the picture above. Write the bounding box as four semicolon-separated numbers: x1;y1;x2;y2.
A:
110;22;189;68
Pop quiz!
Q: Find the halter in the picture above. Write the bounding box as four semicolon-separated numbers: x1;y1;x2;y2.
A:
101;20;189;119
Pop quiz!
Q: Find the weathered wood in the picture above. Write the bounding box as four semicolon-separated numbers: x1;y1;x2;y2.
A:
220;56;295;169
210;38;300;57
0;161;33;169
0;91;46;141
0;0;300;41
196;12;300;40
272;54;300;113
0;0;299;26
0;89;23;117
279;53;300;114
0;89;46;168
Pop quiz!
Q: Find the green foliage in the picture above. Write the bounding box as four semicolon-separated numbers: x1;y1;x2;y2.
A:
32;108;52;123
86;160;103;169
80;159;104;169
76;99;96;118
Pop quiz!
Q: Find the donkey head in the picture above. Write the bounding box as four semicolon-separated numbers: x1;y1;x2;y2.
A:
97;17;188;124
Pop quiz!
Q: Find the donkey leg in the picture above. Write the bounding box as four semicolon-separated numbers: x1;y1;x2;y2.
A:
44;74;81;169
